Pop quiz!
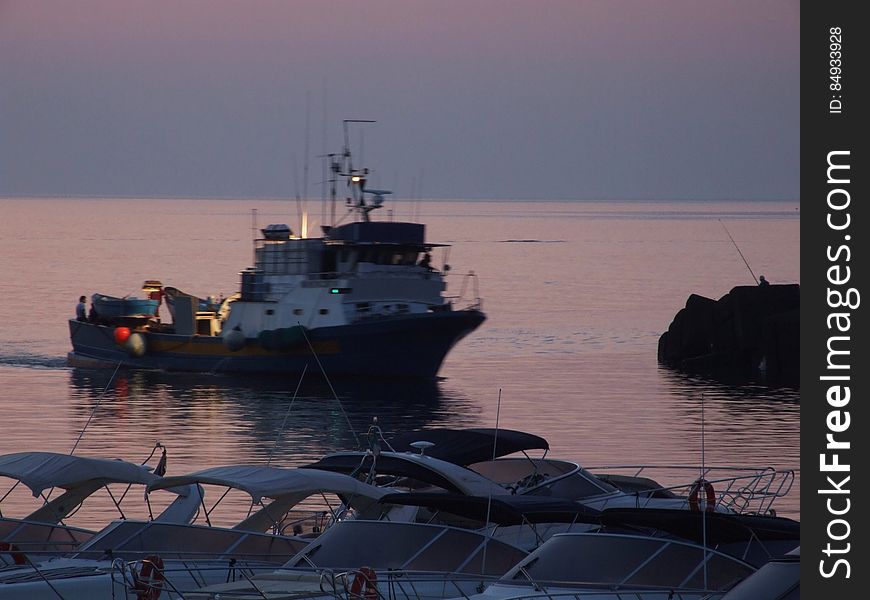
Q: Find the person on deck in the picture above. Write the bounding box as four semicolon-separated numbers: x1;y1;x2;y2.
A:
758;275;770;286
76;296;87;321
418;252;432;271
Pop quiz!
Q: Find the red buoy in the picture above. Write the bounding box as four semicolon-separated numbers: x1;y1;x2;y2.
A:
114;327;131;345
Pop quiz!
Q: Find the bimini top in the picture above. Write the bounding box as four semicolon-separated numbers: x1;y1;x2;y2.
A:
379;492;601;526
303;451;507;496
0;451;158;497
387;428;549;466
147;465;390;508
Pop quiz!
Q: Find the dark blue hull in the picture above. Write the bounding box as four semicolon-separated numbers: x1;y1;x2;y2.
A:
68;310;485;378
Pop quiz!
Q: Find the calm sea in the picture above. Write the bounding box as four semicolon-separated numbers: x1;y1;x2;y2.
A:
0;198;800;523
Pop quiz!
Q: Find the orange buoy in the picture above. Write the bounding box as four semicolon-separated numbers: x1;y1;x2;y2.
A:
114;327;131;345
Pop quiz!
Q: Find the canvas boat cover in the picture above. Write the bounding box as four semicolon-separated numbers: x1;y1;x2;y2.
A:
147;465;391;507
303;452;506;496
378;492;601;526
598;508;801;544
0;452;158;497
386;428;549;465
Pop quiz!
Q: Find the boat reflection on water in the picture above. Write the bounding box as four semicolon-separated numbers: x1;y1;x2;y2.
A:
67;368;483;466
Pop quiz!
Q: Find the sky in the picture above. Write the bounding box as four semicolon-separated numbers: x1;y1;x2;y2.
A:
0;0;800;201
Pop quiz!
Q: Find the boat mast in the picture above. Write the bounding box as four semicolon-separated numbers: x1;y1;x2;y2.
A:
342;119;376;222
251;208;258;263
329;152;339;227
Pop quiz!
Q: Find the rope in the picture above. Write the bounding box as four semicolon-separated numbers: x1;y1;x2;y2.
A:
268;364;309;465
70;361;123;455
297;323;360;448
480;388;502;577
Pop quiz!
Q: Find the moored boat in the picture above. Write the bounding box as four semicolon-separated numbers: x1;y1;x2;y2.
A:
68;123;485;378
90;293;159;320
0;448;199;565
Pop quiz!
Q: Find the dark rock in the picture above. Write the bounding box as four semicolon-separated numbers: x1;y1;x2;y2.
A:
658;284;800;387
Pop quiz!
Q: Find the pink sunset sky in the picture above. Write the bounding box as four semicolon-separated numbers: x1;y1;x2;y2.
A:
0;0;799;200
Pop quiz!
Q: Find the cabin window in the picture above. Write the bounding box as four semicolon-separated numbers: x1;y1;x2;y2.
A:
322;250;337;274
319;309;329;315
265;309;274;315
293;309;303;315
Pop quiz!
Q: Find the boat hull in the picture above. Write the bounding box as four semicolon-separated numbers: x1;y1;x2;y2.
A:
68;310;484;378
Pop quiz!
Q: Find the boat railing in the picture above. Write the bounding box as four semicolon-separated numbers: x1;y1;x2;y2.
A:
114;564;502;600
447;271;483;311
448;590;713;600
314;568;503;600
111;556;275;599
116;564;715;600
587;465;796;515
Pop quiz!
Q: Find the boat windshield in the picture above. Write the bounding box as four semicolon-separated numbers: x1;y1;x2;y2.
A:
72;521;307;563
0;519;93;554
286;521;527;576
470;459;618;499
715;554;799;599
524;469;618;500
503;533;753;592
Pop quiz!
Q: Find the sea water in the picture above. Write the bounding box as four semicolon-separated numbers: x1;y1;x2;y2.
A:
0;197;800;524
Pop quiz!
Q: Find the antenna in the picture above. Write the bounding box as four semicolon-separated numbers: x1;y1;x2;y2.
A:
320;82;328;228
480;388;503;577
701;393;708;591
341;119;376;182
293;154;303;231
417;168;425;222
251;208;258;263
337;120;389;224
303;91;311;218
719;219;758;284
329;152;338;226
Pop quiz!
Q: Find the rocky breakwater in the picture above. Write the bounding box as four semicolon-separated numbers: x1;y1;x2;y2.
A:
658;284;800;387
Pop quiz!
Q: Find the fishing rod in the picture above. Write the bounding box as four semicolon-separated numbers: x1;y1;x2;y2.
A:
718;219;758;285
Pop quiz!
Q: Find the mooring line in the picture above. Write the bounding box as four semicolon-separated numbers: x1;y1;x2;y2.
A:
268;363;309;466
70;360;123;455
297;324;360;448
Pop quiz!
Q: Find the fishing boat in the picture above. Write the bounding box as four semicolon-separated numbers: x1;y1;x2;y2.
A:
68;123;485;378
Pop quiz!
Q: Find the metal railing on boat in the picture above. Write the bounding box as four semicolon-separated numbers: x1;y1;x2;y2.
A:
587;465;795;515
